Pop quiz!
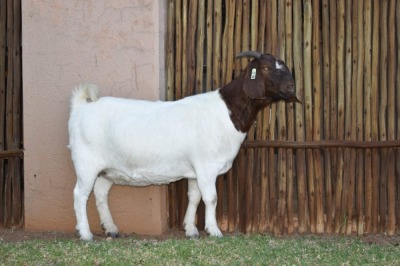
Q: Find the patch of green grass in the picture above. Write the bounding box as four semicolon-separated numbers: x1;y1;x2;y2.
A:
1;235;400;265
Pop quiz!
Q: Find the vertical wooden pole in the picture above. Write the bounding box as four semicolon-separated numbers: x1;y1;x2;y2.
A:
195;0;205;95
363;0;373;234
341;0;352;235
356;0;365;236
334;0;345;234
0;0;7;226
234;0;243;75
321;0;332;234
175;0;183;100
345;0;357;235
4;0;15;227
186;0;198;97
166;0;175;101
205;0;213;92
312;0;324;234
395;0;400;233
303;0;315;234
12;0;22;228
386;0;396;236
378;0;388;233
329;0;338;233
370;0;380;233
181;0;188;97
285;0;295;235
293;0;307;234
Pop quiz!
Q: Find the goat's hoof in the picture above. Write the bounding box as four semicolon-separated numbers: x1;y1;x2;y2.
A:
185;232;199;239
206;227;223;238
184;225;199;238
79;232;94;241
106;232;120;238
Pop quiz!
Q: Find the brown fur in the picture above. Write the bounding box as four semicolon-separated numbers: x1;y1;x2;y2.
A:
219;53;298;133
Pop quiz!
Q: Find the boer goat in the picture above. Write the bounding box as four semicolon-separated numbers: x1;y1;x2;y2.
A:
68;51;299;241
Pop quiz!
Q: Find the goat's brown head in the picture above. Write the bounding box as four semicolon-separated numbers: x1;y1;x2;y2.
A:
236;51;299;103
220;51;300;132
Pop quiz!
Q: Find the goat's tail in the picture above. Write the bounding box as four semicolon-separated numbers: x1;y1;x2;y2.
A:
70;83;100;111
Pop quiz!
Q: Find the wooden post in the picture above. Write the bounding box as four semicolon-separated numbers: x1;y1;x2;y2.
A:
396;0;400;233
378;0;388;233
312;0;324;234
334;0;345;234
166;0;175;101
303;0;315;234
0;0;6;226
195;0;205;95
345;0;357;235
322;0;332;234
356;0;365;236
175;0;183;100
293;0;307;234
370;0;380;233
205;0;213;92
181;0;188;97
363;0;373;234
386;0;396;236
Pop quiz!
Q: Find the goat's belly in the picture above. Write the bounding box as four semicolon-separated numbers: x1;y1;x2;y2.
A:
101;168;189;186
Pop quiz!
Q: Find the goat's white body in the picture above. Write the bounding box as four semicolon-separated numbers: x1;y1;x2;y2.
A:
69;84;246;240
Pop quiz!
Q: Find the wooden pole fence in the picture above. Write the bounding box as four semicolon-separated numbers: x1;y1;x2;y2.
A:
166;0;400;236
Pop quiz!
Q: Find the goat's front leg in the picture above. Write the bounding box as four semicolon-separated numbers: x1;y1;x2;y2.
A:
183;179;202;237
196;174;222;237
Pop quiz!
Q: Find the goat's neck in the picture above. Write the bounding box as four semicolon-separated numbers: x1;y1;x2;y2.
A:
219;74;271;133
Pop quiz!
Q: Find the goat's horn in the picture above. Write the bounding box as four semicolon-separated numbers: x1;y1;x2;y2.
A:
236;51;263;59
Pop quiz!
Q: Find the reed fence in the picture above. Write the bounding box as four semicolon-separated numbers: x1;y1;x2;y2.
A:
0;0;23;228
166;0;400;235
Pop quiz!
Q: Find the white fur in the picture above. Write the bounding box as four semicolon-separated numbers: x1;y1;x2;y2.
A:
275;61;284;70
69;83;246;240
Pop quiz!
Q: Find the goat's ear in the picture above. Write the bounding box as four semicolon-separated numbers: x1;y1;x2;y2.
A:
243;63;265;99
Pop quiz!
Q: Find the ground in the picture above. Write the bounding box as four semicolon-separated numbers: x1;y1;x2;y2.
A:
1;227;400;246
0;226;196;243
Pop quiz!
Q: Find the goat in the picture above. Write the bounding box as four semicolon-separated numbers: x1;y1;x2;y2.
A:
68;51;299;241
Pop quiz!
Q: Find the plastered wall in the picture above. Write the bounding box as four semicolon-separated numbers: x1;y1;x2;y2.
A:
22;1;167;235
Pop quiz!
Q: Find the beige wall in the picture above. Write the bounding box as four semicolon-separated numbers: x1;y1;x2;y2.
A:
22;1;167;235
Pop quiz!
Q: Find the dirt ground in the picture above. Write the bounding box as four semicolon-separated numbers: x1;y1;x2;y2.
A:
0;226;189;243
1;226;400;246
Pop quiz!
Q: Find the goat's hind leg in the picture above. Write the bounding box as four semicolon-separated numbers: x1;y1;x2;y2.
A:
73;173;97;241
183;179;202;238
94;176;119;238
